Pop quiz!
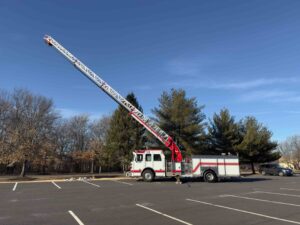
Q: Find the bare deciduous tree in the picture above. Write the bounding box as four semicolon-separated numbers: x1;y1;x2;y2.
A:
89;116;110;173
68;115;90;152
278;135;300;169
66;115;90;172
0;91;13;167
8;89;57;176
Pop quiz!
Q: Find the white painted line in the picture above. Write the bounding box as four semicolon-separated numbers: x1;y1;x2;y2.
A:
68;210;84;225
240;191;262;195
12;182;18;191
186;199;300;224
136;204;193;225
113;180;133;186
281;188;300;192
254;191;300;198
52;181;61;189
82;180;100;188
221;194;300;207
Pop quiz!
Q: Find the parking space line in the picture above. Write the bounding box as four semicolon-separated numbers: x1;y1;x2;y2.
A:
136;204;193;225
113;180;133;186
52;181;61;189
220;194;300;207
186;199;300;224
12;182;18;191
82;180;100;188
281;188;300;192
68;210;85;225
254;191;300;198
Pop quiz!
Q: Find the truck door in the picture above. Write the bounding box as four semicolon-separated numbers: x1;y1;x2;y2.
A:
145;153;153;169
134;153;145;173
153;153;166;177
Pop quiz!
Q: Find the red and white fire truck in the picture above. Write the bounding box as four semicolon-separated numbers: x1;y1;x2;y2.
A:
44;35;240;183
129;149;239;182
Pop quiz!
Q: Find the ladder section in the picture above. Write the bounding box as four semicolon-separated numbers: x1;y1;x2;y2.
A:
43;35;182;162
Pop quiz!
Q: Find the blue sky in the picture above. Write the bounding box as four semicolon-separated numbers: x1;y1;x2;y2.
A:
1;0;300;141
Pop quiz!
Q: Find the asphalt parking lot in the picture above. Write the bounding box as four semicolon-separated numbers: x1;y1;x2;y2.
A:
1;175;300;225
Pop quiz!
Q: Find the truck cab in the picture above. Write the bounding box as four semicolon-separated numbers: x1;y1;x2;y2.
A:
130;150;166;181
129;149;184;181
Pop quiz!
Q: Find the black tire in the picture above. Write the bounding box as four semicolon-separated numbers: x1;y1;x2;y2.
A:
204;170;217;183
142;169;154;182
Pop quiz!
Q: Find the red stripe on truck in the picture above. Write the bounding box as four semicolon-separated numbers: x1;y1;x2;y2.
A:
192;162;239;173
130;170;165;173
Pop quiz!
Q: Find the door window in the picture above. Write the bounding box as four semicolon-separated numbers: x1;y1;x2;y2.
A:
136;154;143;162
145;154;152;162
153;154;162;161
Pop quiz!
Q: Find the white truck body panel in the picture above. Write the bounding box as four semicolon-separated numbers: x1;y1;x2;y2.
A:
191;156;240;177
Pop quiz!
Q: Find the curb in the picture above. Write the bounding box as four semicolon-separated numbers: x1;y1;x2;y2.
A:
0;177;134;184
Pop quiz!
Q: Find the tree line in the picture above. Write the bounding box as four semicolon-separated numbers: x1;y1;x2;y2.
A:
0;88;280;176
277;135;300;169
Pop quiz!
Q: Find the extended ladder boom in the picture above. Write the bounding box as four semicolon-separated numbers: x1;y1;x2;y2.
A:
44;35;182;162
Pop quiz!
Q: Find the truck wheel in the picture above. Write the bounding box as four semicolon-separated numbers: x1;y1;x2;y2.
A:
204;171;217;183
142;169;154;182
261;170;266;175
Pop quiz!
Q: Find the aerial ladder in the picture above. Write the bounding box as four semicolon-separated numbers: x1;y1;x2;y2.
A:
43;35;183;164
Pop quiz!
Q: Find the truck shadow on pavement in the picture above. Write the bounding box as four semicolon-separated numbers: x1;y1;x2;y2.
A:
183;177;271;184
136;176;272;184
221;177;272;183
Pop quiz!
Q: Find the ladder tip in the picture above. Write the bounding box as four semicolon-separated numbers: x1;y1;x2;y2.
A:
43;35;52;46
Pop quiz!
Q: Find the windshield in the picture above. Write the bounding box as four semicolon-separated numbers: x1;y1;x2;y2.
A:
278;167;289;169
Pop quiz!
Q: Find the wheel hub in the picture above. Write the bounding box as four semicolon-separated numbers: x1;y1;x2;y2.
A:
206;173;214;181
145;173;152;180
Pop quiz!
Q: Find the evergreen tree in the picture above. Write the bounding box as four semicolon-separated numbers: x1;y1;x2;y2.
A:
207;108;241;155
237;116;280;174
104;93;145;171
152;89;206;155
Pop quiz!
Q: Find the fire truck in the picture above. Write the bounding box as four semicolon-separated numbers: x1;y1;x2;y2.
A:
44;35;240;183
129;150;239;182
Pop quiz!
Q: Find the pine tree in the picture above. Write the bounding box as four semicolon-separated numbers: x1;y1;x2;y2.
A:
237;116;280;174
152;89;206;156
207;108;241;155
104;93;145;171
